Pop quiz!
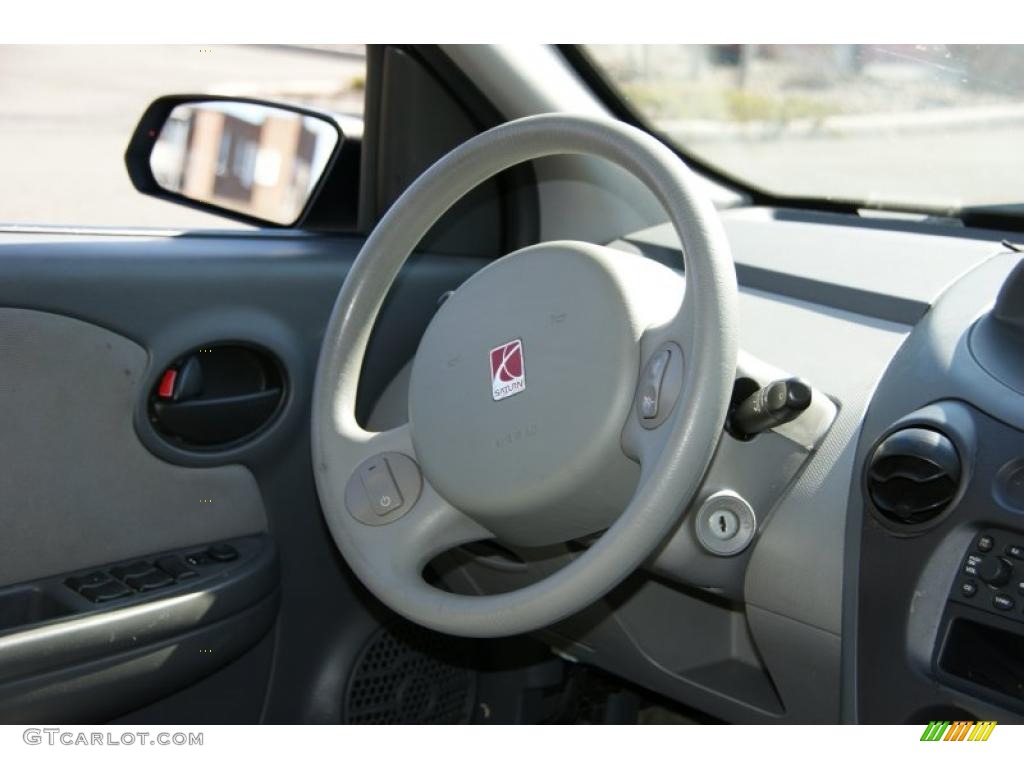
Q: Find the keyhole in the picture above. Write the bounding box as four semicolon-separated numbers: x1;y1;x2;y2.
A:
718;514;727;533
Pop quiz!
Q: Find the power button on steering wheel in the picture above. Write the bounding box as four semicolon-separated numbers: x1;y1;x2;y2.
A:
344;452;422;526
695;490;757;556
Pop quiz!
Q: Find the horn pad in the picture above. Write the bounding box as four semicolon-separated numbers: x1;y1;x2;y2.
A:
408;243;643;546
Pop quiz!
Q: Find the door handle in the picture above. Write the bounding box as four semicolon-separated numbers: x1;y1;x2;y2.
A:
152;388;283;446
149;345;286;449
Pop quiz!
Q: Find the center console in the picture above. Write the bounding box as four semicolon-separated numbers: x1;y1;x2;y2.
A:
853;253;1024;723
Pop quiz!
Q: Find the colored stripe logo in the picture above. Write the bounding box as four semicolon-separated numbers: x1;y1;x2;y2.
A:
920;720;996;741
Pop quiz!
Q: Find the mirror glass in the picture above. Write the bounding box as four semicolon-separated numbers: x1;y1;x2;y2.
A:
149;101;339;225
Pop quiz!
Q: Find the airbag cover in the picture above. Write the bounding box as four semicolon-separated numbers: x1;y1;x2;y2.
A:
408;242;642;544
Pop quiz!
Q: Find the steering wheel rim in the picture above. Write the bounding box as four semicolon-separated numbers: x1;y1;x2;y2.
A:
312;113;737;638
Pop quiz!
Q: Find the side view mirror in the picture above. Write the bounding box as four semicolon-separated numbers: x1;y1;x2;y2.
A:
125;95;347;227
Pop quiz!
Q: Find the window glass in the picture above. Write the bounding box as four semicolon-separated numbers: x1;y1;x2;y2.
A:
585;45;1024;213
0;45;365;228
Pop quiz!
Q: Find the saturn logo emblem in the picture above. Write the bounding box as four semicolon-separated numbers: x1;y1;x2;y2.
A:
489;339;526;401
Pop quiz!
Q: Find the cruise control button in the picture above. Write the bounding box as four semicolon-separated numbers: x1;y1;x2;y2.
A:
638;349;671;420
993;594;1015;611
961;581;978;598
978;535;994;553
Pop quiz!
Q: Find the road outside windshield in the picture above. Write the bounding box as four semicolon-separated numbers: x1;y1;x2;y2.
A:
585;45;1024;212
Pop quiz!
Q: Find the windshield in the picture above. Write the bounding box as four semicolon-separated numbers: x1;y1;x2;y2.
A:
584;45;1024;213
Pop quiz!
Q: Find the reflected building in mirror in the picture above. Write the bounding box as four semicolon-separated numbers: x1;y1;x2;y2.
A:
151;103;332;224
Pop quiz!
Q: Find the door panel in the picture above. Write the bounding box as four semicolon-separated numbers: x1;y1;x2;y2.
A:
0;307;266;585
0;228;486;722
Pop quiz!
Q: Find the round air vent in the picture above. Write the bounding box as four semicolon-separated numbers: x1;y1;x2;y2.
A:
867;427;961;525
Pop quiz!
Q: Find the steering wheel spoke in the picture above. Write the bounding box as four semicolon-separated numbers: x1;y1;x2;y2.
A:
317;420;494;586
344;470;494;590
620;290;700;460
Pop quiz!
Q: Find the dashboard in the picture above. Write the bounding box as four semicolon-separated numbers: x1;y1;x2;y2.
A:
369;204;1024;723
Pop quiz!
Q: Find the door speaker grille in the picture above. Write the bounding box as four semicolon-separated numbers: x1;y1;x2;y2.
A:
343;624;476;724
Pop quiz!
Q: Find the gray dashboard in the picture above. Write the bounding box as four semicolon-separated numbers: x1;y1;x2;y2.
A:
394;205;1019;724
3;202;1015;724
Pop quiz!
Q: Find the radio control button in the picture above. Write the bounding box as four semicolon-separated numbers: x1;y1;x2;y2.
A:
980;556;1013;588
993;594;1015;611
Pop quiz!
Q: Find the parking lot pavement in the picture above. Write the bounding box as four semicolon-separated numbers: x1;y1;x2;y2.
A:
0;45;365;229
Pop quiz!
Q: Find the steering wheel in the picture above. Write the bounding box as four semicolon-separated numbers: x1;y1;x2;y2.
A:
312;113;737;638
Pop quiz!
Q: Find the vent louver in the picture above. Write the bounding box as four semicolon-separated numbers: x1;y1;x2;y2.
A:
867;427;961;525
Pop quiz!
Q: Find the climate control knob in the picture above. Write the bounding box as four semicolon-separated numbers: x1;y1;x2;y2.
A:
980;556;1013;588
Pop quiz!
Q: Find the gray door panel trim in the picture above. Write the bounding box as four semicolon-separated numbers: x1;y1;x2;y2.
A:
0;308;267;587
0;231;487;722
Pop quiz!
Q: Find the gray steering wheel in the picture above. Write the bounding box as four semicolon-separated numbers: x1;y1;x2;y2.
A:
312;113;737;638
